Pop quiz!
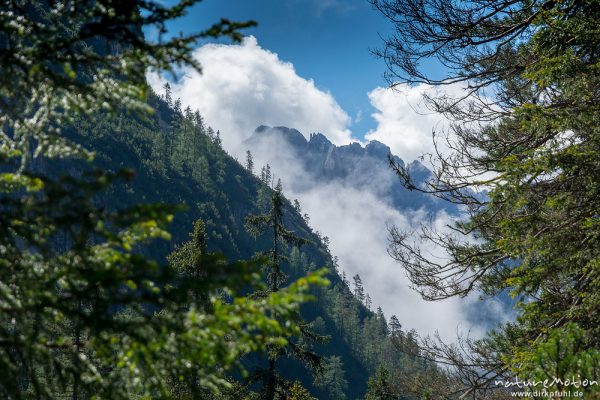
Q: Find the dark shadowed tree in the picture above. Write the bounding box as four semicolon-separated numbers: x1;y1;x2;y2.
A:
246;150;255;174
315;356;348;400
353;274;365;304
246;180;326;399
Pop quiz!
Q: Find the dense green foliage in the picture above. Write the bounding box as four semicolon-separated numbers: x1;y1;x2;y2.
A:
0;0;254;169
365;367;397;400
0;1;327;398
374;0;600;397
245;181;324;399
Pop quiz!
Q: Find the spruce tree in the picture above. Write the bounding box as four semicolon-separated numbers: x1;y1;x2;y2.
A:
364;367;397;400
246;180;325;399
315;356;348;400
375;307;388;337
214;130;223;147
164;82;173;107
365;294;372;311
353;274;365;303
167;220;209;306
293;199;302;213
246;150;255;174
388;316;402;338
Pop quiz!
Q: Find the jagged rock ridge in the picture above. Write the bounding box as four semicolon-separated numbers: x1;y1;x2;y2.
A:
245;125;450;213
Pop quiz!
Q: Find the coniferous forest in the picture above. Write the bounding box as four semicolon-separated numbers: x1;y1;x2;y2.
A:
0;1;599;399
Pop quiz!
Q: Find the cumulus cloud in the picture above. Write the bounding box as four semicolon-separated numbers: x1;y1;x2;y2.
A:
365;84;463;164
148;36;353;154
148;37;508;340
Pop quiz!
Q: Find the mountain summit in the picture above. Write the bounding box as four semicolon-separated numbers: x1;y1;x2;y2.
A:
245;125;449;212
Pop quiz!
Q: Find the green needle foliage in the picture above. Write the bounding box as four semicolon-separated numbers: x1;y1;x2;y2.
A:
246;180;327;399
0;1;331;398
373;0;600;397
0;170;328;398
315;356;348;400
364;367;397;400
246;180;311;293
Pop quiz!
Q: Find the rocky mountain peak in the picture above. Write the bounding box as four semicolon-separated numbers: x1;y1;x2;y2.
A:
252;125;308;149
244;125;448;212
365;140;391;158
308;132;334;151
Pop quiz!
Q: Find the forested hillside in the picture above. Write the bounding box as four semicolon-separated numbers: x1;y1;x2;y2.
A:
53;89;444;399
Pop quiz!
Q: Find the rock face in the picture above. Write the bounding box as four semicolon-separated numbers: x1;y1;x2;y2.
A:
244;125;452;213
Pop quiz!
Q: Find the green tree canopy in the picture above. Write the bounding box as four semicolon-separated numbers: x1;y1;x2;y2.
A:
365;367;397;400
373;0;600;397
0;1;332;398
0;0;255;171
246;180;327;399
315;356;348;400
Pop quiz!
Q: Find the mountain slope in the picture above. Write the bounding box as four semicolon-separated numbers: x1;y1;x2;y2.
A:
243;126;511;337
59;93;435;399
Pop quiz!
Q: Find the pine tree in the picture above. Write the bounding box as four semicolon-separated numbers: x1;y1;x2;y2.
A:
174;98;182;116
257;164;274;210
303;212;311;225
388;315;402;338
365;294;372;311
167;220;209;306
293;199;301;213
376;307;388;337
353;274;365;303
246;150;255;174
213;130;222;147
163;220;327;399
315;356;348;400
164;82;173;107
184;105;193;120
246;180;324;400
246;180;307;292
206;126;216;141
260;164;272;187
194;109;204;131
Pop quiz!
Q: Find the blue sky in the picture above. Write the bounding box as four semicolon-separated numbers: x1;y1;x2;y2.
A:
152;0;453;164
165;0;392;137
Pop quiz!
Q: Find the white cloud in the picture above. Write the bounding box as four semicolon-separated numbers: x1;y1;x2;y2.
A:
365;84;459;163
148;36;353;154
148;38;508;340
295;182;490;340
248;134;509;342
